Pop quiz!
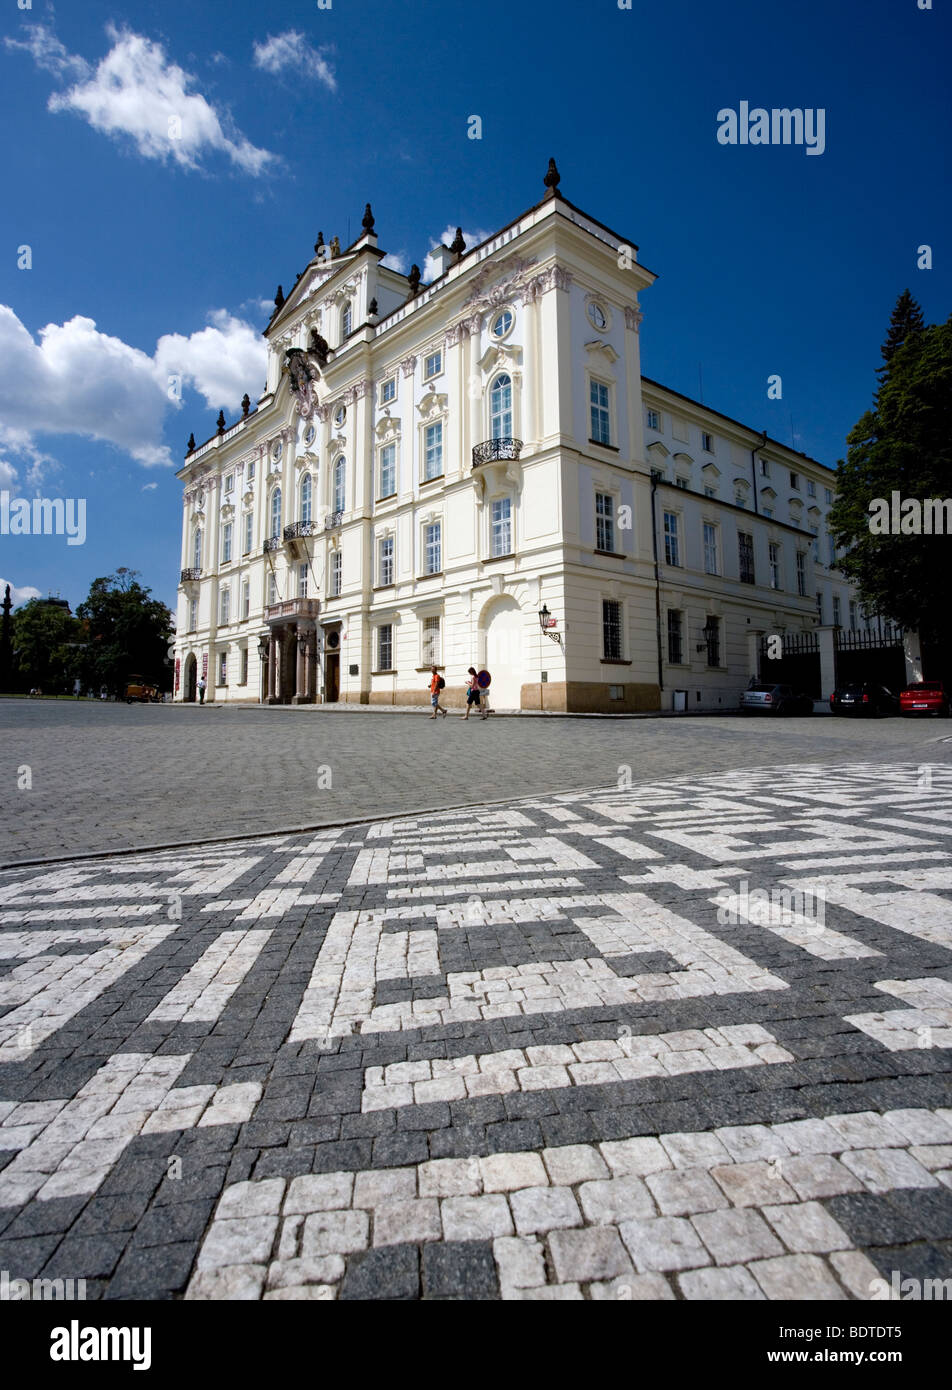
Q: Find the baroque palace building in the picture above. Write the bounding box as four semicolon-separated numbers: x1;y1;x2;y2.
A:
174;160;896;712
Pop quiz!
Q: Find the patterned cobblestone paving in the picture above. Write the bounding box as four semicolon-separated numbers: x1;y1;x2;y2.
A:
1;762;950;1300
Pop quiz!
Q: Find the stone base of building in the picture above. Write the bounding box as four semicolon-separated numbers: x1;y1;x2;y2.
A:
521;681;661;713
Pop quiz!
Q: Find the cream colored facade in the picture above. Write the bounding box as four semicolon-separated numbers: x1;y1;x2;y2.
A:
174;170;865;711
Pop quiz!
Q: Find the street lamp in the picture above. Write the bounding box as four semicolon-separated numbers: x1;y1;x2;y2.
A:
538;603;563;648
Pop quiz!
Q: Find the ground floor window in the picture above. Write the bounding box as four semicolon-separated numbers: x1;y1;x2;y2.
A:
602;599;622;660
422;615;441;666
240;647;248;685
217;651;228;685
705;616;721;668
667;609;683;665
377;624;393;671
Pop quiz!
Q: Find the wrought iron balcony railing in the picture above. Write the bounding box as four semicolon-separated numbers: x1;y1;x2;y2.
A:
263;536;282;553
324;511;344;530
180;568;202;582
472;437;523;468
284;519;320;541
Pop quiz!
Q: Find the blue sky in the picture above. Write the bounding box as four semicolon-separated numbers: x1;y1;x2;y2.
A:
1;0;948;615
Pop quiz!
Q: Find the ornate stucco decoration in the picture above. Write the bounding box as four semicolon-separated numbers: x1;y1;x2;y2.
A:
624;305;643;331
284;347;322;419
464;255;538;313
416;390;448;423
400;355;418;378
585;339;619;366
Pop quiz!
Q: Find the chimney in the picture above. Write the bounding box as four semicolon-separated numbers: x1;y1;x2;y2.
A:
428;245;455;278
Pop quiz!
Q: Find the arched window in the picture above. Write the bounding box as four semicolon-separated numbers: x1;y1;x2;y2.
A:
341;303;352;342
490;373;512;440
334;457;346;514
270;487;282;539
192;527;202;570
300;473;312;525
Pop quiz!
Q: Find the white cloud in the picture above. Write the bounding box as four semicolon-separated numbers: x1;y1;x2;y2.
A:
142;482;158;491
0;458;18;491
381;252;409;274
252;31;336;91
0;305;268;471
4;24;90;80
9;23;276;175
0;579;43;608
155;310;267;411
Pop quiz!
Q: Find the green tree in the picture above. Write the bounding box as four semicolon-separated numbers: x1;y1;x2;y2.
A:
829;299;952;659
11;599;80;692
76;568;174;695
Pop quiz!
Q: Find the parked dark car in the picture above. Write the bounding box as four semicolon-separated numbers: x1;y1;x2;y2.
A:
740;683;814;715
900;681;950;717
829;683;900;717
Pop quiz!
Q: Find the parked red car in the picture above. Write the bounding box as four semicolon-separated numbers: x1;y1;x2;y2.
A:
899;681;950;717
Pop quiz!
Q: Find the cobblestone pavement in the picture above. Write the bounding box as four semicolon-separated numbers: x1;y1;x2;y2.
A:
2;698;951;864
0;762;950;1300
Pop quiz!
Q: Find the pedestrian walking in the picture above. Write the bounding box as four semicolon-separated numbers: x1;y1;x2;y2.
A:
462;667;488;720
198;675;206;705
428;665;447;719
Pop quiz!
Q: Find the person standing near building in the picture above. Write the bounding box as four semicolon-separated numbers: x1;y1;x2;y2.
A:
198;675;206;705
429;665;447;719
462;667;488;721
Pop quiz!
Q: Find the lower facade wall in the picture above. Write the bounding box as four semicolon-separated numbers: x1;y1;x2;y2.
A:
522;681;660;713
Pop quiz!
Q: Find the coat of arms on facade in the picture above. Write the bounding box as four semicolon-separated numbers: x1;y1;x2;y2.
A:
284;347;321;417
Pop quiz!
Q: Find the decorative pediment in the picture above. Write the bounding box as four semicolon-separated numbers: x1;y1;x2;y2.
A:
760;485;777;500
374;415;401;441
733;477;751;492
646;441;669;459
585;339;619;366
673;451;694;466
220;502;234;519
242;489;254;506
701;460;720;476
417;390;448;421
477;342;522;374
463;254;538;312
807;504;821;518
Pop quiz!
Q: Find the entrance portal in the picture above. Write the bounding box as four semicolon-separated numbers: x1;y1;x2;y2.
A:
184;654;197;703
483;597;523;709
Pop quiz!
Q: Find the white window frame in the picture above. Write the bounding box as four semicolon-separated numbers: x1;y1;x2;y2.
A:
490;496;512;558
377;623;393;672
489;374;513;441
219;585;231;626
300;473;312;525
378;442;397;499
663;510;680;567
422;615;441;666
378;535;394;586
329;549;342;598
645;408;661;432
243;512;253;556
423;348;443;381
423;521;442;575
703;521;719;576
380;376;397;406
269;487;282;539
768;541;782;591
221;521;233;564
333;457;346;514
589;377;612;447
423;421;443;481
701;432;714;453
298;563;309;599
595;492;616;553
242;578;250;619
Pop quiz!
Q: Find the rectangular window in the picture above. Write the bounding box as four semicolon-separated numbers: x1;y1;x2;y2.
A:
675;477;688;490
424;422;443;480
738;531;755;584
602;599;622;660
247;459;255;481
299;563;308;599
330;550;342;597
667;609;683;665
189;597;198;631
824;487;833;505
703;522;719;575
378;535;394;586
735;491;746;508
760;458;770;477
705;616;721;668
240;647;248;685
702;432;714;453
663;511;680;567
243;512;253;555
218;651;228;685
242;578;250;619
380;376;396;405
224;473;234;494
832;595;841;627
423;350;442;380
595;493;615;552
769;541;781;590
809;526;819;561
849;599;857;630
222;522;233;564
790;471;800;490
796;551;807;597
651;468;664;482
828;536;836;566
762;507;773;518
646;408;660;431
377;624;393;671
807;480;817;498
219;586;230;624
590;380;611;445
816;589;825;622
379;443;396;498
703;485;716;498
267;572;277;606
422;616;441;666
491;498;512;557
424;522;441;575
